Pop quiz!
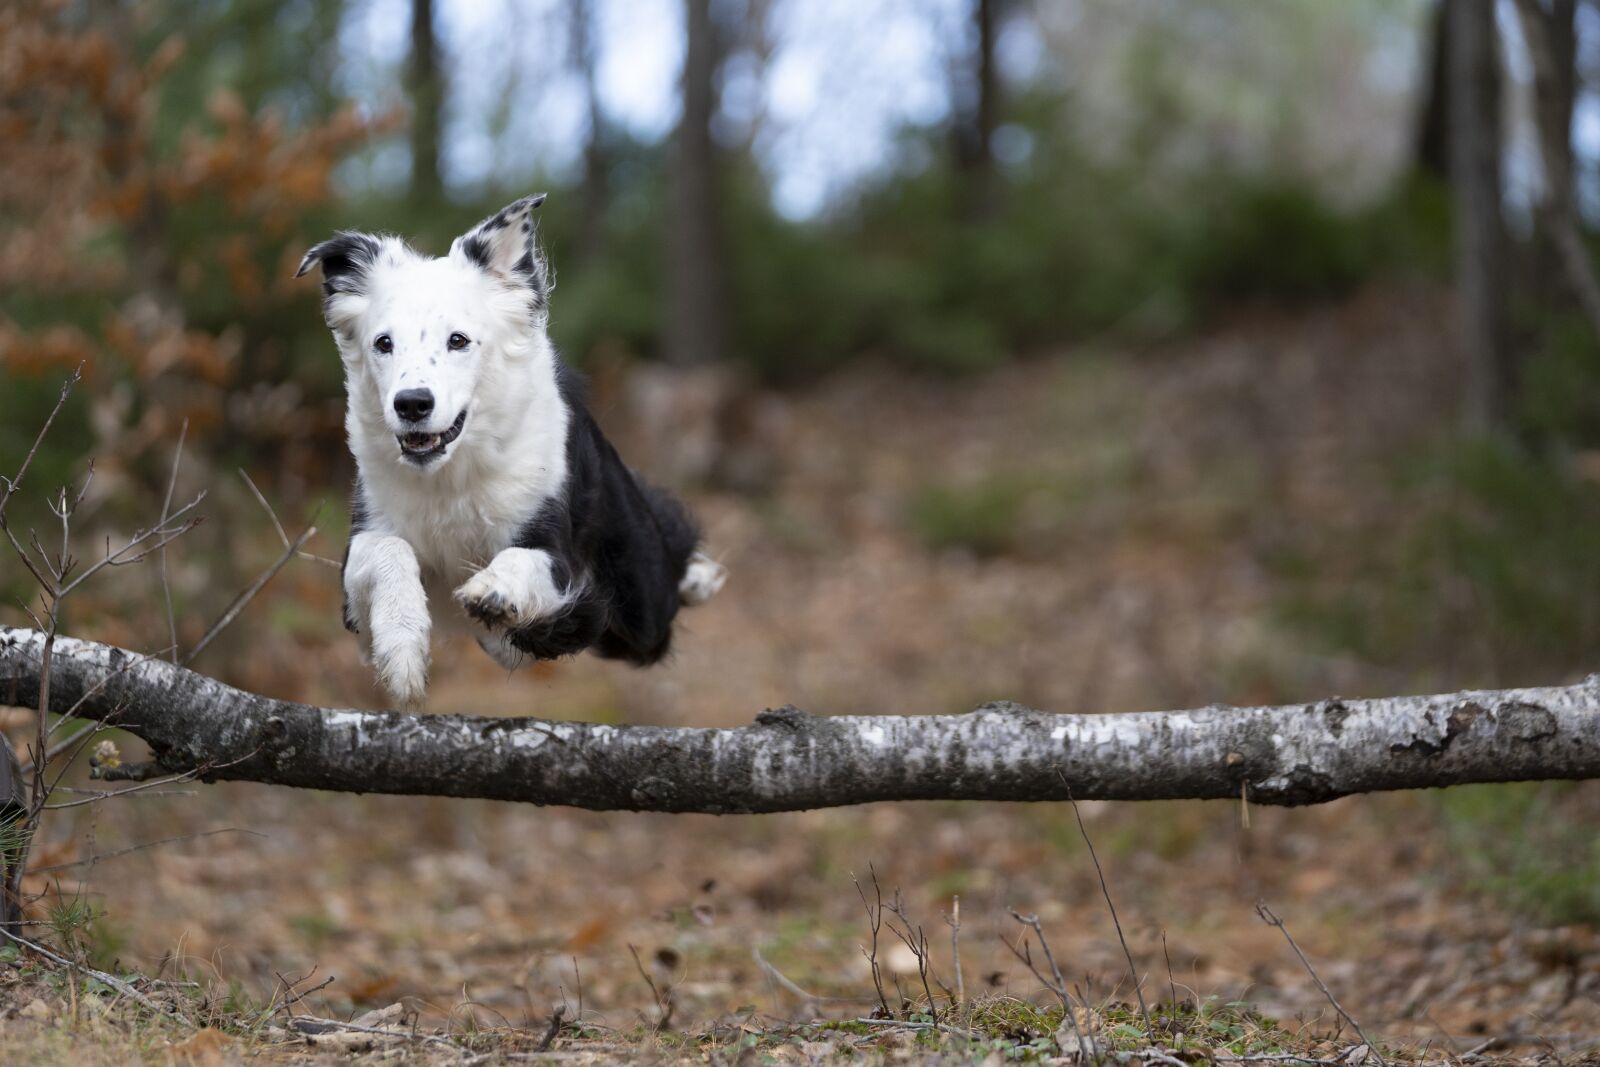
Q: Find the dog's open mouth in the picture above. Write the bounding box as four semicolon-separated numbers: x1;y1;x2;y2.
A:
397;409;467;460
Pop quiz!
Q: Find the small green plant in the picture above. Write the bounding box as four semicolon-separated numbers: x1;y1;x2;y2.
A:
907;474;1080;558
1436;782;1600;925
1277;436;1600;684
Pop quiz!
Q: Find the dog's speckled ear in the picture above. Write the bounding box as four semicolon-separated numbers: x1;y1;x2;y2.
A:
295;231;381;294
296;231;382;335
451;194;551;312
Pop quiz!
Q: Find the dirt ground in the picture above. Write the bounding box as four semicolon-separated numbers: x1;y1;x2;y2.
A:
3;284;1598;1062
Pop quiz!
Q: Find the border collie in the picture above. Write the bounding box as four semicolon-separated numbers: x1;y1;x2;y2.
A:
297;194;725;708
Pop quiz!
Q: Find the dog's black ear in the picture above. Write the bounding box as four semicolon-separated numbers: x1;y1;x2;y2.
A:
451;194;551;311
295;231;382;296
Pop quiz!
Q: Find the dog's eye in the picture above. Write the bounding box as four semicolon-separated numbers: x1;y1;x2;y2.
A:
448;332;470;351
374;334;393;354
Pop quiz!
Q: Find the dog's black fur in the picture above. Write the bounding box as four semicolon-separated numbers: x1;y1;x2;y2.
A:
345;363;699;667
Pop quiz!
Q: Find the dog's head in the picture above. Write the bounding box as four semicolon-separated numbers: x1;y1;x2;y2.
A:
297;194;553;471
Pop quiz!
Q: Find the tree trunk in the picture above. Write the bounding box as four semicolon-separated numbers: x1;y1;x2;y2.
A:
1514;0;1600;340
569;0;608;265
1448;0;1512;432
1415;0;1452;178
954;0;1001;216
5;627;1600;812
408;0;444;205
665;0;727;367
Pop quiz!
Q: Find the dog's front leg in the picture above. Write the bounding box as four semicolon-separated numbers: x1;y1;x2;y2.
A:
453;547;577;631
345;532;431;708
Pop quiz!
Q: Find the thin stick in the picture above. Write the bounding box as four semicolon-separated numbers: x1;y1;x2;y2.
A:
536;1004;566;1052
57;493;207;598
751;945;874;1006
27;828;264;875
1005;912;1070;1007
852;1017;978;1039
182;523;316;666
1066;784;1152;1033
1162;929;1179;1009
44;770;204;809
1005;911;1091;1061
947;895;965;1007
238;468;340;568
158;420;187;663
627;943;673;1029
286;1016;458;1049
0;926;191;1026
0;367;82;594
853;868;892;1018
883;889;939;1025
1256;903;1384;1065
274;971;335;1016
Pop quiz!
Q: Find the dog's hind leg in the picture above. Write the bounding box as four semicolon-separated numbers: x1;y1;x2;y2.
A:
678;550;727;606
475;630;527;671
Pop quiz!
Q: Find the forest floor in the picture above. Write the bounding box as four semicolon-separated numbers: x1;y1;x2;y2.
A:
3;283;1599;1064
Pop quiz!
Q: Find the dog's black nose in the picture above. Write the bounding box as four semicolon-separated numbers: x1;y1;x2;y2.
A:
393;388;435;423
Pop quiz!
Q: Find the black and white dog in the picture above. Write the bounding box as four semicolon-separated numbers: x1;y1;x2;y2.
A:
297;195;725;707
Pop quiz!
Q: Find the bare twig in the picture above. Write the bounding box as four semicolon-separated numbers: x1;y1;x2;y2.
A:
751;945;874;1008
626;944;673;1030
1066;783;1151;1033
238;468;340;568
0;926;192;1027
0;367;82;594
1005;911;1091;1060
27;828;264;875
182;522;316;666
852;1017;978;1039
267;967;336;1022
853;868;892;1018
1256;903;1384;1066
56;493;206;598
883;888;939;1024
44;770;206;809
284;1015;458;1049
946;895;965;1008
536;1004;567;1052
158;420;187;662
1162;929;1179;1009
1004;913;1070;1007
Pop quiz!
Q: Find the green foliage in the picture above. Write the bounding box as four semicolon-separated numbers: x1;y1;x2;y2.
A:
907;476;1050;558
540;86;1450;382
1277;437;1600;684
1437;782;1600;925
44;890;125;972
1517;307;1600;447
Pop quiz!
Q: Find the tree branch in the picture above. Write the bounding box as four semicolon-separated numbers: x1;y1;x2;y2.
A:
1;626;1598;811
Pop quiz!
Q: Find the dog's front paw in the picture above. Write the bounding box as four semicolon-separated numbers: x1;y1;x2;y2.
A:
455;570;523;629
454;548;572;632
372;630;430;709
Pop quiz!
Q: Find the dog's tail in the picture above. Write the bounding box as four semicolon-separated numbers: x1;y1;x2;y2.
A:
637;480;726;607
678;549;727;606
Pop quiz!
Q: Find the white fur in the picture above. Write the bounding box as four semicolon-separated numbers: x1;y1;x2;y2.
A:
453;546;580;627
330;229;571;706
679;551;727;606
344;532;431;708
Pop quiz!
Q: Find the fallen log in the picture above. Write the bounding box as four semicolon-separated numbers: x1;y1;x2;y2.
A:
2;625;1598;811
